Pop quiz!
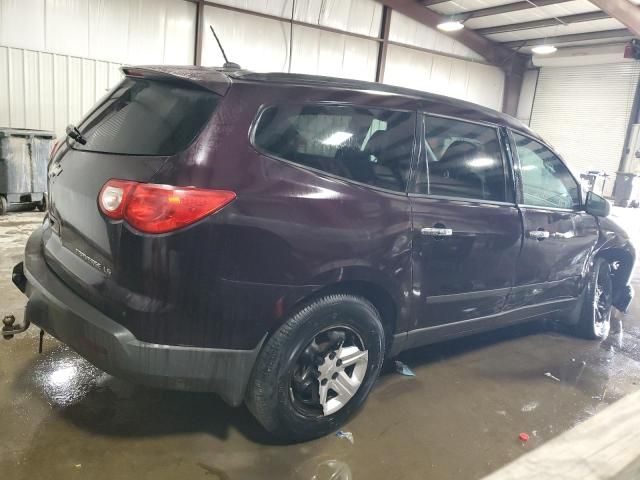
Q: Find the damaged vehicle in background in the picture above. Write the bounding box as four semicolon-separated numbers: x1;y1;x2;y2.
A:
9;66;635;442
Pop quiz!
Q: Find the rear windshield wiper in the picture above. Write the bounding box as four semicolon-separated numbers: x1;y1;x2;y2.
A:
66;124;87;145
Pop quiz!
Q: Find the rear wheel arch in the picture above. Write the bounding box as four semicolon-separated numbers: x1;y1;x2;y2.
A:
283;280;398;351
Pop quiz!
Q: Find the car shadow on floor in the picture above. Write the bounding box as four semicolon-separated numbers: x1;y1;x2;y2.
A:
10;318;616;445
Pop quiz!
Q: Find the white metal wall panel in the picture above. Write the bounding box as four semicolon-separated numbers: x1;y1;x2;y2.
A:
530;62;640;196
0;48;8;127
164;0;197;64
388;11;485;62
88;0;132;63
212;0;293;18
383;44;505;111
127;0;168;64
212;0;382;37
203;6;377;80
23;50;40;129
0;46;122;136
1;0;196;65
202;6;290;71
8;47;25;128
295;0;382;37
46;0;91;58
0;0;45;51
38;52;55;131
291;24;378;81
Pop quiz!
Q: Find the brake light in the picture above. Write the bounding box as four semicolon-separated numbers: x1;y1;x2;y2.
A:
98;180;236;234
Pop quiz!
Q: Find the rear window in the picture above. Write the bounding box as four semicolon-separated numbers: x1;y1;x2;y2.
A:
253;104;415;192
76;77;219;156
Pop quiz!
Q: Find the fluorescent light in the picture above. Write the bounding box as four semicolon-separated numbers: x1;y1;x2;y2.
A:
322;131;353;146
437;20;464;32
532;44;557;55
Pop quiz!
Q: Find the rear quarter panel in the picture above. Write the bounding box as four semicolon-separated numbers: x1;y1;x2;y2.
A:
144;83;414;348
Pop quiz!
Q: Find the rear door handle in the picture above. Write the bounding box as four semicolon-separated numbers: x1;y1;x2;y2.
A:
528;230;550;240
421;227;453;237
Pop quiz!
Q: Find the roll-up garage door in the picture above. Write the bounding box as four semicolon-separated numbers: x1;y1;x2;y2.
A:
529;62;640;197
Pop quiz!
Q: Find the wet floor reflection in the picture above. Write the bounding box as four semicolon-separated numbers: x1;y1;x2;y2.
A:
2;208;640;479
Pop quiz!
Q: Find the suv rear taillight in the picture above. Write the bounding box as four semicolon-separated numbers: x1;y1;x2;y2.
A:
99;180;236;234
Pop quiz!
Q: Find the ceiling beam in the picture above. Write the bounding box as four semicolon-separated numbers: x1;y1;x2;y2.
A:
476;11;609;35
588;0;640;37
461;0;573;20
503;28;632;48
377;0;517;65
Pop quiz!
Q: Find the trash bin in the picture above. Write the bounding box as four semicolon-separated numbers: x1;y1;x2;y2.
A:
613;172;640;207
0;128;55;215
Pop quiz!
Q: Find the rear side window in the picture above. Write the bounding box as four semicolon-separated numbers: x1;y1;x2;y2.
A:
253;104;416;192
76;78;219;156
422;115;507;202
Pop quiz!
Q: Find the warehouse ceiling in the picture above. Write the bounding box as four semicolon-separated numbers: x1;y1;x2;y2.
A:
420;0;637;53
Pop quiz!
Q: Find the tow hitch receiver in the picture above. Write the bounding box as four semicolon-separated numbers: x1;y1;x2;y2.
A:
2;314;31;340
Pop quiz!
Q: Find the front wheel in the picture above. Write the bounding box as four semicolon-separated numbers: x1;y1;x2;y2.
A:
245;294;385;442
575;257;613;340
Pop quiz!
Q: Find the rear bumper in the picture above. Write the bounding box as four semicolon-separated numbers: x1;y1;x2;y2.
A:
13;227;263;406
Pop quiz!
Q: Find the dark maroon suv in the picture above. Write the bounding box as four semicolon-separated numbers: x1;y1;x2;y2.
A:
11;66;635;441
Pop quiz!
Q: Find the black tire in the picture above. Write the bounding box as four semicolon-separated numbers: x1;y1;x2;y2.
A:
36;196;47;212
575;257;613;340
0;196;7;216
245;294;385;442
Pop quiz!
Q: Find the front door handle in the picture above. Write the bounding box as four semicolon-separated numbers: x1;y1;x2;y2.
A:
421;227;453;237
528;229;550;240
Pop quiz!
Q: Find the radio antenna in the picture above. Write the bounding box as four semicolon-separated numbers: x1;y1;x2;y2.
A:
209;25;240;69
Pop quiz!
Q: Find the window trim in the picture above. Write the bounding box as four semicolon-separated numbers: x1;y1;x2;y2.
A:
508;129;583;212
410;111;516;205
248;102;419;196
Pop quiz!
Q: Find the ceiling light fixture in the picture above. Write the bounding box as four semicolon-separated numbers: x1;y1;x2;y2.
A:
437;20;465;32
531;44;557;54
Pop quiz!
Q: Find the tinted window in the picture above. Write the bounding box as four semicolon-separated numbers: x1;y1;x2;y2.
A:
513;133;580;210
253;105;415;192
76;78;219;155
422;116;507;202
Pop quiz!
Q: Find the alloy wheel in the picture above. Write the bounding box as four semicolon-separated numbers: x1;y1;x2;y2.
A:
290;326;368;417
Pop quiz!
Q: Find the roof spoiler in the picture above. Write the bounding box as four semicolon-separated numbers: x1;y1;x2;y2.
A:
120;66;232;96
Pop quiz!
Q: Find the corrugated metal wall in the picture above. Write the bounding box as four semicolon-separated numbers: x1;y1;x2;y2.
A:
388;11;485;61
0;0;508;137
212;0;383;37
0;0;196;64
383;44;506;111
530;62;640;196
0;46;122;135
202;5;380;80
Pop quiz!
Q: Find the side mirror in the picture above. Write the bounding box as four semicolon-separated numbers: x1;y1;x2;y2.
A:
585;191;610;217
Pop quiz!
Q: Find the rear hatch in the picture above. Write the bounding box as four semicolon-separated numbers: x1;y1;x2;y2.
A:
44;68;225;321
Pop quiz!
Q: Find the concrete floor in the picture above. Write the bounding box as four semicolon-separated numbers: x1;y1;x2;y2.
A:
2;209;640;480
